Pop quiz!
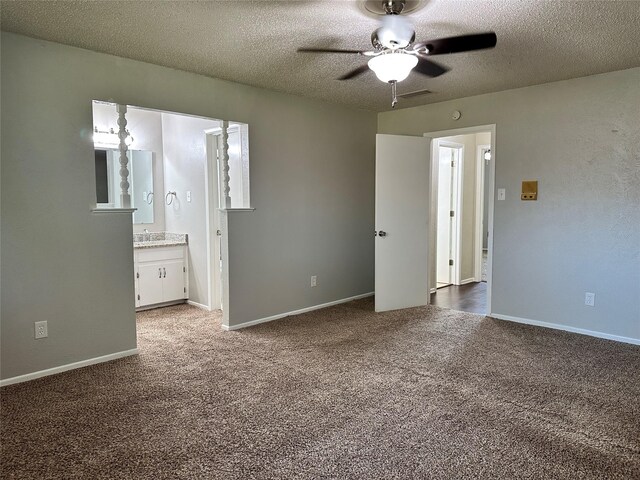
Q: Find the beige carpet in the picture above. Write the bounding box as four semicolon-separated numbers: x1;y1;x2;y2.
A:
2;298;639;479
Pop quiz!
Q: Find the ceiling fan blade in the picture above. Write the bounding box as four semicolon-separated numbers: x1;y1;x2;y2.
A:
414;32;497;55
298;47;363;54
413;56;449;78
338;64;370;80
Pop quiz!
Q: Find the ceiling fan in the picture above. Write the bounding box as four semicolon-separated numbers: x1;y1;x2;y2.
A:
298;0;497;107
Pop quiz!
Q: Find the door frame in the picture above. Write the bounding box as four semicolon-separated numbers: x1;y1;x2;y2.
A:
205;130;223;311
475;144;491;282
424;125;496;314
435;140;464;287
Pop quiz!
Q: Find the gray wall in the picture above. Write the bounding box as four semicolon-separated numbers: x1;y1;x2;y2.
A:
224;112;376;324
0;33;376;380
379;68;640;341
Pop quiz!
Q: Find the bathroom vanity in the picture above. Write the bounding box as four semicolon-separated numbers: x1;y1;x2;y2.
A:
133;232;189;309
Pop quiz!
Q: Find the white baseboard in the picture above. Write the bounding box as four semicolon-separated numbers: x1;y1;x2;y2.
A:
0;348;139;387
187;300;211;311
223;292;374;331
459;278;476;285
490;313;640;346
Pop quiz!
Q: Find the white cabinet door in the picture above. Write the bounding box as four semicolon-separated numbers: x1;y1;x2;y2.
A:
162;260;186;302
138;263;164;307
375;134;430;312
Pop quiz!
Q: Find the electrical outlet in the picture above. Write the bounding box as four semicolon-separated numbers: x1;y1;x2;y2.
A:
310;275;317;287
585;292;595;307
585;292;595;306
34;321;48;339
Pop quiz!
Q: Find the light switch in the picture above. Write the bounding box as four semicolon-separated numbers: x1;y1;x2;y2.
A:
497;188;506;201
187;191;192;203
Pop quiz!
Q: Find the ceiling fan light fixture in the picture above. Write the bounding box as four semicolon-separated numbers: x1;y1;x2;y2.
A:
368;52;418;83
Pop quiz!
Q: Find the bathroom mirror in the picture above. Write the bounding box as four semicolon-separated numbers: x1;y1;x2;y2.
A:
94;149;154;224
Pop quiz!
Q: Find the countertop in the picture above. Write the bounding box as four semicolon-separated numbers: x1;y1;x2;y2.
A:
134;240;187;249
133;232;188;249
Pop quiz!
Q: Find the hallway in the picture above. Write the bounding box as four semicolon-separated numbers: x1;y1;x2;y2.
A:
431;282;487;315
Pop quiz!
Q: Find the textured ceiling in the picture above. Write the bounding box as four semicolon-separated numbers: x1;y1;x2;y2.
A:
2;0;639;112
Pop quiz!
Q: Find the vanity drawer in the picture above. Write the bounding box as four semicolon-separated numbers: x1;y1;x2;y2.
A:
136;246;184;263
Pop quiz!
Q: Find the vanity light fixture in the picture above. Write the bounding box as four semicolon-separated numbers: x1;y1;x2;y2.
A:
93;126;134;147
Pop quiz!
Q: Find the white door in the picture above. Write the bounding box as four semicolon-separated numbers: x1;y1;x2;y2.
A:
436;146;454;286
375;134;430;312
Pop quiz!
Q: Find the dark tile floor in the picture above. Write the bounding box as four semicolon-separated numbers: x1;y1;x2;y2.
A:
430;282;487;315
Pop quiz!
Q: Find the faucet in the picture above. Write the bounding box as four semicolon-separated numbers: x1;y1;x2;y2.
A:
143;228;150;242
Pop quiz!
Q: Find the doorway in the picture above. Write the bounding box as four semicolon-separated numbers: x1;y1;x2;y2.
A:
373;126;495;315
427;127;494;315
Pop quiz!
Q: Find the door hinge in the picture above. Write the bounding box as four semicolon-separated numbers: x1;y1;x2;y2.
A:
136;272;139;279
183;266;186;272
450;210;455;217
451;160;455;167
184;287;186;293
137;294;140;300
449;259;454;266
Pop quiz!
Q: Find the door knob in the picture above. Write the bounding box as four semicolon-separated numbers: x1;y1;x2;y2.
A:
378;230;387;237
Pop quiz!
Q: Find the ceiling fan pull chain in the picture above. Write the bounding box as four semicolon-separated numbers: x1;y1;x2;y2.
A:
391;80;398;108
